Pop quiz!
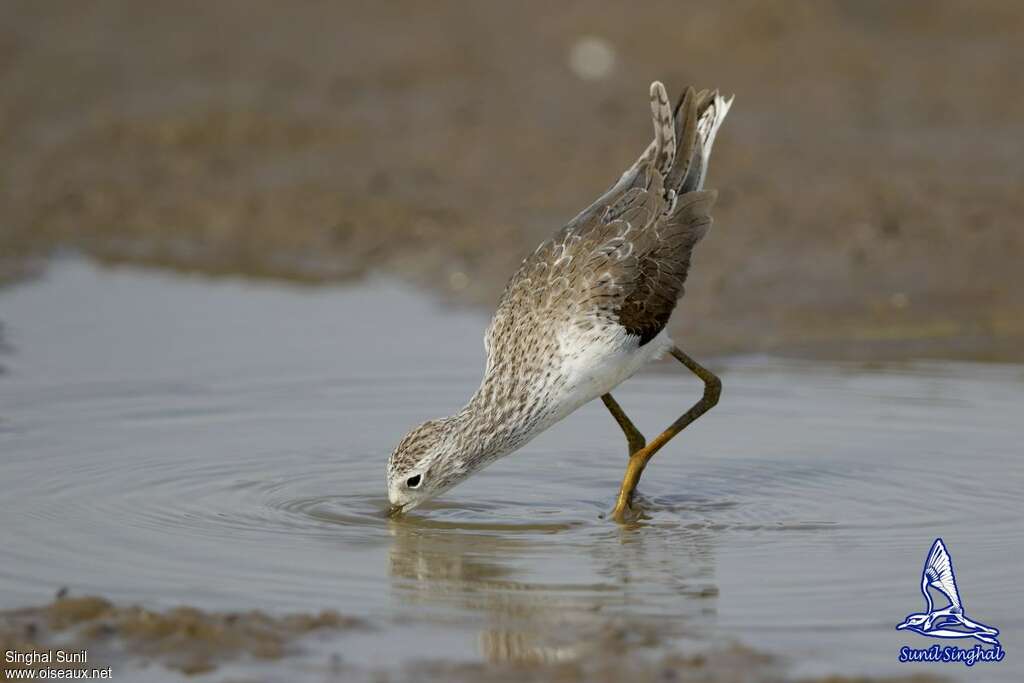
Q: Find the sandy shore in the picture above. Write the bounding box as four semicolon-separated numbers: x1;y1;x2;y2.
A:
1;0;1021;361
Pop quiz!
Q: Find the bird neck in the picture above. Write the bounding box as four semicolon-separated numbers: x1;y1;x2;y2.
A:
445;378;545;468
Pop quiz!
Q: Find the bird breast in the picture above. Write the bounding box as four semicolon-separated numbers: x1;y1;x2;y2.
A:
541;321;672;429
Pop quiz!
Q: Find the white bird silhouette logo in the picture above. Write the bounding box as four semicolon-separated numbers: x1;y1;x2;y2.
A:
896;538;1000;645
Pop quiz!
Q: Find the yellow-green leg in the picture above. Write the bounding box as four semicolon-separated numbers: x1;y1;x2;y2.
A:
600;393;646;456
608;346;721;522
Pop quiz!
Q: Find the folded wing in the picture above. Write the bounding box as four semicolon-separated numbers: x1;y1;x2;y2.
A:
509;83;731;346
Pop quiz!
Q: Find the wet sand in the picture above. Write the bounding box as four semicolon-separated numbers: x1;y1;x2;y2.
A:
1;261;1018;682
1;1;1022;360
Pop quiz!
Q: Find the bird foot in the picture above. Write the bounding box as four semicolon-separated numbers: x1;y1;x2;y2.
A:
610;501;634;523
610;491;652;523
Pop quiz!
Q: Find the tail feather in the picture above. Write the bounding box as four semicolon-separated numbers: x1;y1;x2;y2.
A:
648;82;677;177
684;88;733;193
664;85;700;193
665;84;733;195
587;82;732;224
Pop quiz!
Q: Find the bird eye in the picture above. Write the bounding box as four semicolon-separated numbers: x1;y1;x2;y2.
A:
406;474;422;489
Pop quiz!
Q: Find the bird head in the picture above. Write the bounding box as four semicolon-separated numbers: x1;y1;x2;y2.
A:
386;417;469;515
897;613;930;631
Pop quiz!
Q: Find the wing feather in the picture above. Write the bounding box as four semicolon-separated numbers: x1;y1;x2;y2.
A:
489;82;730;353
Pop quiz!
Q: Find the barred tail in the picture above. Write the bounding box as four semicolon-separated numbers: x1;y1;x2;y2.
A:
664;84;734;195
649;83;732;259
675;86;733;192
589;82;733;223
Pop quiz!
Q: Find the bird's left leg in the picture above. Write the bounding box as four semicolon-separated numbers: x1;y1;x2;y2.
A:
601;393;646;456
611;346;721;521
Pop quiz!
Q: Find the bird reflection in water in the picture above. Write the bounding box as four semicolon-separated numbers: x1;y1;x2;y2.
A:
385;512;720;665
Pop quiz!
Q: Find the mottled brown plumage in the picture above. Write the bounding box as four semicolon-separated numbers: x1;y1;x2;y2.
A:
494;86;720;348
387;82;732;514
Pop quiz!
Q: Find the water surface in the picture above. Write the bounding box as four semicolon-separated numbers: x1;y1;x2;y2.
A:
1;260;1021;680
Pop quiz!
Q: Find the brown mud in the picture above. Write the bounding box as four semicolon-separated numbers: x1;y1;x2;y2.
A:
0;593;945;683
0;592;364;676
1;1;1022;361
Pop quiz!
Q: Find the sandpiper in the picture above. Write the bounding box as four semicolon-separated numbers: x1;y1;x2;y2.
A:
388;82;733;521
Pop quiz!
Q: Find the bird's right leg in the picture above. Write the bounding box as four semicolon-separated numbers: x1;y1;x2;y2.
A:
601;393;646;457
610;347;721;522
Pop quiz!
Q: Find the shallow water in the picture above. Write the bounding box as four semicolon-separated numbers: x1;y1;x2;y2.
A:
1;260;1022;681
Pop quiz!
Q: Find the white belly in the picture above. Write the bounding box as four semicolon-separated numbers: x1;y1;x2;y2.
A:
541;324;672;428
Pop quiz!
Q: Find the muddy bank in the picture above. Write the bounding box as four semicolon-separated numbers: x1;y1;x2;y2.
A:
1;594;945;682
0;592;364;676
1;0;1021;361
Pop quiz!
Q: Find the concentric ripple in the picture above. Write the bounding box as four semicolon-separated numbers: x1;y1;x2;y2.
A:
1;262;1022;681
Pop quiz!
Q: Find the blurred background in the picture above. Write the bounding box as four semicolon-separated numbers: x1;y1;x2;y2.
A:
2;0;1022;360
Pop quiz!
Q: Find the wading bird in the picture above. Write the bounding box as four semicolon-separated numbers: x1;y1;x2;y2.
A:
387;82;733;521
